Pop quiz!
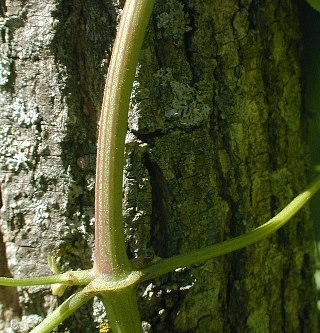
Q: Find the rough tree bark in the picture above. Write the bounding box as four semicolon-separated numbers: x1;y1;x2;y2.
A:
0;1;316;332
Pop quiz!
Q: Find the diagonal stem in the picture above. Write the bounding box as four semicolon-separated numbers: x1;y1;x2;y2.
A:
94;0;155;276
306;0;320;12
141;176;320;280
30;285;96;333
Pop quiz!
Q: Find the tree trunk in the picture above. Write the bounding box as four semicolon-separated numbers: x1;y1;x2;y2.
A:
0;1;316;332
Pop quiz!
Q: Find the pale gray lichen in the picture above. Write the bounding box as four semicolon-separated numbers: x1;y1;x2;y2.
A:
6;152;30;172
0;57;11;86
0;124;14;159
142;321;153;333
33;200;50;224
142;282;155;300
4;243;19;269
10;314;43;333
92;297;107;325
0;124;31;171
85;174;95;191
67;210;94;238
157;0;192;40
12;97;41;127
0;26;12;88
154;68;211;126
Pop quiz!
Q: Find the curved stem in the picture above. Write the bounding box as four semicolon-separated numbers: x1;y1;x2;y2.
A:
141;177;320;281
94;0;155;276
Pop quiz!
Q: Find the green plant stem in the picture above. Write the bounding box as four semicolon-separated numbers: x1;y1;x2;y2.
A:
94;0;155;276
30;286;95;333
0;269;94;287
306;0;320;12
141;176;320;281
100;287;143;333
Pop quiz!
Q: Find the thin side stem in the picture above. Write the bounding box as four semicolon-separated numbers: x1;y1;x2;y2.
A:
0;269;94;287
30;286;95;333
94;0;155;276
141;177;320;281
306;0;320;12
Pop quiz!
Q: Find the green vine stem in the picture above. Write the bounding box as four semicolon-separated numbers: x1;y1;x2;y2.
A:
306;0;320;12
94;0;155;276
140;176;320;280
30;285;96;333
0;269;93;287
100;287;143;333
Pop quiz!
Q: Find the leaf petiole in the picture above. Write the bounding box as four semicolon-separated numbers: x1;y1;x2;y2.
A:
0;269;94;287
141;176;320;280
